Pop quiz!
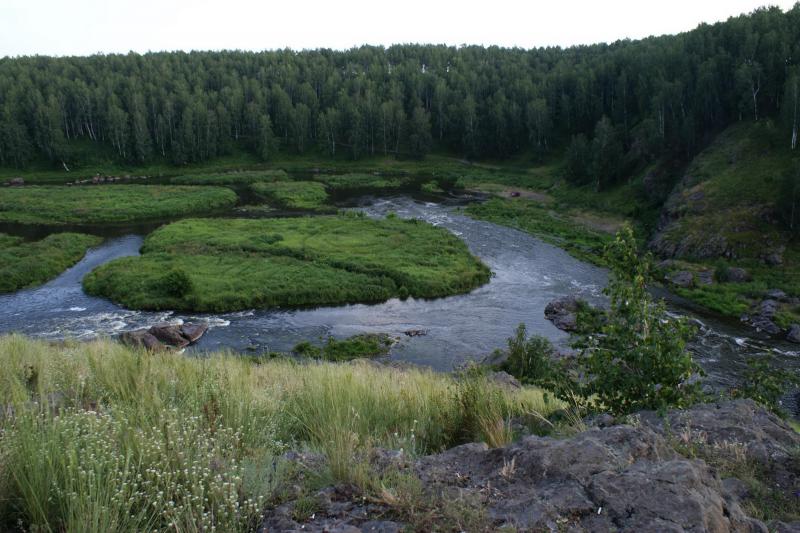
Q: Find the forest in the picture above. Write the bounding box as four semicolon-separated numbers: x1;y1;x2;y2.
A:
0;4;798;190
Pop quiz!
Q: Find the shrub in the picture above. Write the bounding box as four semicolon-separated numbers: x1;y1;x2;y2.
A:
502;324;556;386
732;354;800;417
568;225;703;415
158;268;194;297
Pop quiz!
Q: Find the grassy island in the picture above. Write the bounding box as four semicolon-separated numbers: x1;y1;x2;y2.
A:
0;233;103;293
0;185;237;225
170;170;289;186
249;180;331;211
83;215;491;312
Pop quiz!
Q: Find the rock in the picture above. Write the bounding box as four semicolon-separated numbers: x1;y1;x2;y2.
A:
787;324;800;343
656;259;677;271
415;419;763;532
489;370;521;389
402;329;427;337
639;399;800;495
726;267;752;283
261;400;796;532
544;295;581;332
696;270;714;285
758;299;780;318
765;289;788;301
119;329;165;351
148;323;190;348
118;322;208;351
180;322;208;343
744;299;783;335
764;252;784;266
667;270;694;288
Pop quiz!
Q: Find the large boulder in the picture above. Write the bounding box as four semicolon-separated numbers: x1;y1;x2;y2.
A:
544;295;581;332
149;323;191;348
667;270;695;288
119;321;208;351
415;423;762;532
726;267;752;283
787;324;800;344
180;322;208;343
119;329;165;351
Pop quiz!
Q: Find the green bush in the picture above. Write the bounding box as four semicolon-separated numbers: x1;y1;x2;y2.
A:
501;324;556;386
158;268;194;298
732;354;800;417
568;226;703;415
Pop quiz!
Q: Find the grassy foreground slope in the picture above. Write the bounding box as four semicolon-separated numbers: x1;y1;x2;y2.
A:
0;335;558;532
84;215;491;312
0;185;237;225
0;233;102;292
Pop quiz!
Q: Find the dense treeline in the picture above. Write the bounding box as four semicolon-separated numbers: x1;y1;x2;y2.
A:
0;5;798;187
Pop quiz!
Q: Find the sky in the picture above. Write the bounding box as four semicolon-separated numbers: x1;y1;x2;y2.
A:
0;0;797;57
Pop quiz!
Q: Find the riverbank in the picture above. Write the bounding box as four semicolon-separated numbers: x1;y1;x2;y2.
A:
0;335;797;532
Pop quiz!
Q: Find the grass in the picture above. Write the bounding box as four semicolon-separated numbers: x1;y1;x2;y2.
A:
83;214;491;312
317;172;418;194
293;333;394;361
0;185;237;225
0;335;561;532
672;435;799;522
464;197;613;265
249;180;331;211
169;170;289;185
0;232;102;293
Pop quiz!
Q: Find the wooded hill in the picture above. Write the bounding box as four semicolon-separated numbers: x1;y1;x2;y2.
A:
0;5;798;183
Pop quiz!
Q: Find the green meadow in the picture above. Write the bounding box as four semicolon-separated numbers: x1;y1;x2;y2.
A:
0;185;237;225
84;215;491;312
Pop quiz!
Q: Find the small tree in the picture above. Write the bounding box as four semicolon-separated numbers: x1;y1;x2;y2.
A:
570;225;702;415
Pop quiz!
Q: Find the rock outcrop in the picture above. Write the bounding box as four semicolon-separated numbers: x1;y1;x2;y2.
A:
119;322;208;351
259;400;799;532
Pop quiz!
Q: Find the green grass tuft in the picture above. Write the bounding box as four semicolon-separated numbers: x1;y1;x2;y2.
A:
0;233;102;292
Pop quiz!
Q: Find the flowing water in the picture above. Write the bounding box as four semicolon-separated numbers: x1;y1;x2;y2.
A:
0;195;797;413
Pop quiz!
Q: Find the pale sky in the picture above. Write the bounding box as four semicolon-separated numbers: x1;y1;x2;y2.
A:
0;0;796;57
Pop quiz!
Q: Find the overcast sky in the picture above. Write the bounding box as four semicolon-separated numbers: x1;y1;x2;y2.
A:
0;0;796;57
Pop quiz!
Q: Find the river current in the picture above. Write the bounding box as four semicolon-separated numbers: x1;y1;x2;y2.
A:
0;195;797;412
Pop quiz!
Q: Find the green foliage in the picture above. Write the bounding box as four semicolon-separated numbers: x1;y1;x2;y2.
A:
0;185;237;225
249;180;330;210
0;335;562;531
293;334;394;361
465;197;611;265
318;173;415;194
732;354;800;417
570;226;703;415
157;268;194;298
169;169;288;185
500;324;557;387
84;216;491;312
0;232;101;293
565;134;591;185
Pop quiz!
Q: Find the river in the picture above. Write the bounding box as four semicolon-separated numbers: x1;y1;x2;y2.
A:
0;195;797;413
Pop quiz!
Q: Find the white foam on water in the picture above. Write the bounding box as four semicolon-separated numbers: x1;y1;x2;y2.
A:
69;307;86;312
